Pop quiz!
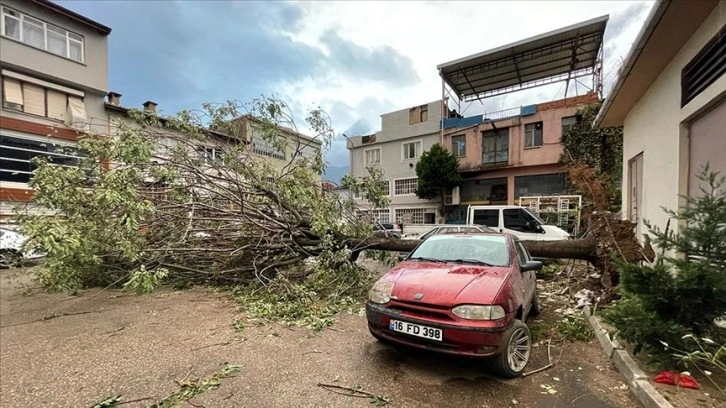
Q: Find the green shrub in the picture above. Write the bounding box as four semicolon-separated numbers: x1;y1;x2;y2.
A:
604;165;726;357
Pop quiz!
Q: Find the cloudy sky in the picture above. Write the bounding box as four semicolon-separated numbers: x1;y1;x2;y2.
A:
58;0;654;176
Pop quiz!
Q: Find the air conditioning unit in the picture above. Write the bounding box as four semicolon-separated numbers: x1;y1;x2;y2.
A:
444;186;461;205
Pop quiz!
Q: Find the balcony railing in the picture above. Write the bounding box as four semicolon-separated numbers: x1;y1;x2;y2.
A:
442;103;537;130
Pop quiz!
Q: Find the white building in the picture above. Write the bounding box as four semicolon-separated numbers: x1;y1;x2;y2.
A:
595;0;725;241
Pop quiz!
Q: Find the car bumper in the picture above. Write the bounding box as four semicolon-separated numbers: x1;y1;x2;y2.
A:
366;302;512;357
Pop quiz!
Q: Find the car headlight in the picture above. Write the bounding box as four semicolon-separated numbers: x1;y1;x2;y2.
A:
369;281;394;304
452;305;506;320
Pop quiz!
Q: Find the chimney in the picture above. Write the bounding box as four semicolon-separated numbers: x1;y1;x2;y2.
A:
106;91;122;106
143;100;157;114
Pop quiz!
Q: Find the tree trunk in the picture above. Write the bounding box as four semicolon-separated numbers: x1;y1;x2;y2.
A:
299;236;600;264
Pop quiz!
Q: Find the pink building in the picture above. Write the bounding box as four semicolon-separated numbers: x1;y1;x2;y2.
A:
441;92;598;221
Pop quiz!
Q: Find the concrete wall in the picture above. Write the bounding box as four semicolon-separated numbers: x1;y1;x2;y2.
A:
376;100;443;143
621;3;726;240
0;0;108;93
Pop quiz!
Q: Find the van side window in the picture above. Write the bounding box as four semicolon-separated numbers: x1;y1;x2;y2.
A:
473;209;499;228
503;209;537;232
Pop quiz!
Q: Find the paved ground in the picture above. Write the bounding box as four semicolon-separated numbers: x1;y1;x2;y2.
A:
0;266;637;408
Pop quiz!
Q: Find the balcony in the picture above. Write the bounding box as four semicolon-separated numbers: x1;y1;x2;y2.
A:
442;104;537;130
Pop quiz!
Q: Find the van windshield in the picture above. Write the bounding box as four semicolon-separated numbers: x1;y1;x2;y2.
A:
522;208;545;224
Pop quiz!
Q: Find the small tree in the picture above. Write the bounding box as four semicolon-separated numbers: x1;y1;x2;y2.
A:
414;143;461;220
604;164;726;358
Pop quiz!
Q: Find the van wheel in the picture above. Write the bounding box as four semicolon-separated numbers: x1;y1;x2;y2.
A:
486;320;531;378
0;249;21;269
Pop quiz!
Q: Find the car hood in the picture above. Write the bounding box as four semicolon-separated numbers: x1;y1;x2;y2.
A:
386;261;511;307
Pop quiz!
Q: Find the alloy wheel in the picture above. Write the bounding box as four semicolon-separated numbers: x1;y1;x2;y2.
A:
506;327;531;372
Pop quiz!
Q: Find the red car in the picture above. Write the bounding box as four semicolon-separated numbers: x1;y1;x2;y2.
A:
366;232;542;378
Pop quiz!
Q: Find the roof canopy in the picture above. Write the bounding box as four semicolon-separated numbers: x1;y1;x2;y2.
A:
438;15;608;101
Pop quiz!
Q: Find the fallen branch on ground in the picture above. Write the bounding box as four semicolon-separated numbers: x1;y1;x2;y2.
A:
522;339;554;377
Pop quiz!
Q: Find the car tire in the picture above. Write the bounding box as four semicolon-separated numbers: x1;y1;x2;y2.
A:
530;289;542;317
486;320;531;378
0;249;21;269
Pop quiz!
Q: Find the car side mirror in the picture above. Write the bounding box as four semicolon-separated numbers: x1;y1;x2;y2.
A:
521;261;543;272
398;254;407;261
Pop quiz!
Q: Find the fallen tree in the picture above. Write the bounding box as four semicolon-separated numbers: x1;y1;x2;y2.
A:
15;97;640;294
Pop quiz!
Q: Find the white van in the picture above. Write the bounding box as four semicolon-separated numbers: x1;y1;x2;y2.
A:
466;205;572;241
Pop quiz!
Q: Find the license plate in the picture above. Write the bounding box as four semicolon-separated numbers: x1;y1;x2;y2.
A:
389;319;443;341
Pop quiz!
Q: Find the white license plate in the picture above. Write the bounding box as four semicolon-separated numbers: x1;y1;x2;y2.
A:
389;319;443;341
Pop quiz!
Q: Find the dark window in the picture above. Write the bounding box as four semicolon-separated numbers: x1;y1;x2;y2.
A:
472;209;499;228
524;122;543;147
561;116;579;138
460;177;508;202
514;173;567;199
503;208;539;232
451;135;466;157
482;129;509;165
682;26;725;107
1;135;81;183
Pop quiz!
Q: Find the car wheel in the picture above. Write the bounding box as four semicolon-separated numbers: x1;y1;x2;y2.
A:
0;249;21;269
530;289;542;317
486;320;531;378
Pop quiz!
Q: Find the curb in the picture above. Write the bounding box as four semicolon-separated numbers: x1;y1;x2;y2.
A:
582;306;674;408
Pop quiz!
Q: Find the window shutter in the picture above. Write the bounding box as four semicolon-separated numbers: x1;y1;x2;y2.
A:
47;90;67;120
2;78;23;105
23;83;46;116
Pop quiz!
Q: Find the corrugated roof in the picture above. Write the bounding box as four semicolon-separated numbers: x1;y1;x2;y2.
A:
438;15;608;100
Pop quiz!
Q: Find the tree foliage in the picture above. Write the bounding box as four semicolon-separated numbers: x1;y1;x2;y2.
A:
604;165;726;359
15;97;389;296
414;143;461;217
561;102;623;211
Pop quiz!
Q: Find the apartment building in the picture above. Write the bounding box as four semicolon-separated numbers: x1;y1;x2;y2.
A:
441;92;598;222
0;0;111;218
347;101;443;226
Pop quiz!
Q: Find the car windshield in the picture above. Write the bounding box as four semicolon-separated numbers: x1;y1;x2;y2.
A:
409;235;510;266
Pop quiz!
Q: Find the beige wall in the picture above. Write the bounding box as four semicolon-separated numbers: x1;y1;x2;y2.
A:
0;0;109;93
621;3;726;241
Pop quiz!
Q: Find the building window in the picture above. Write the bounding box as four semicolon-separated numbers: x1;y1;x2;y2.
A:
197;146;225;164
394;178;417;195
524;122;543;147
681;26;726;107
252;138;285;160
0;134;82;184
561;116;579;138
379;179;390;196
460;177;508;202
514;173;567;199
482;129;509;165
1;6;84;63
358;208;391;224
293;143;318;161
408;104;428;124
395;208;425;224
451;135;466;157
364;147;381;166
2;77;86;123
402;140;422;160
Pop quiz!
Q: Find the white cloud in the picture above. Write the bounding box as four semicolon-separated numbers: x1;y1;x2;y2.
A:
273;1;654;164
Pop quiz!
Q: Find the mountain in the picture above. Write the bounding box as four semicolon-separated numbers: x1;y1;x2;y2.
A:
323;165;350;185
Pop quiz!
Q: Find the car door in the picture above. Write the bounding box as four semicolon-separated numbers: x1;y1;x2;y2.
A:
502;208;542;240
515;240;536;312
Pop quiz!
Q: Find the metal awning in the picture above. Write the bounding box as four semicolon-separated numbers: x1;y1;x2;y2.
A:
438;15;608;101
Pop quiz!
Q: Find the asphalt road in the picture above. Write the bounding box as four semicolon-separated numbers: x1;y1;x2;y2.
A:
0;267;637;408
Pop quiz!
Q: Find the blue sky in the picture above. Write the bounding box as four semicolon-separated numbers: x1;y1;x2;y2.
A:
58;0;654;178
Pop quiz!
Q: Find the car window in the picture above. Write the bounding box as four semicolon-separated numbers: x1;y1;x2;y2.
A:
438;227;457;234
460;227;480;233
515;241;531;264
503;209;539;232
409;235;510;266
420;227;439;240
472;209;499;228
